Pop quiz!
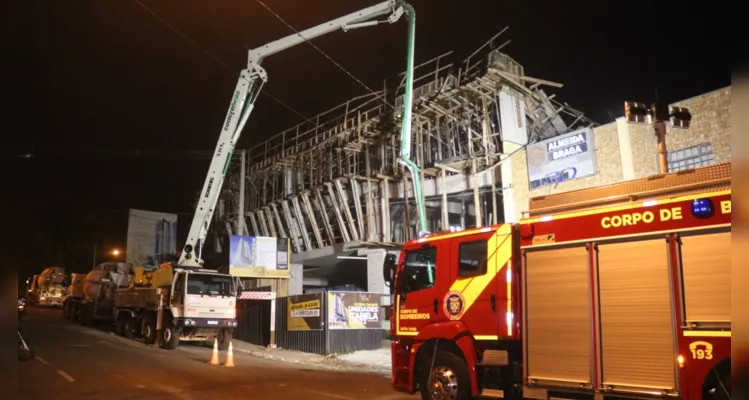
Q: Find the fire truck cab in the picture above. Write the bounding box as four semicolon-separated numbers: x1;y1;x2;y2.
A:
386;163;731;400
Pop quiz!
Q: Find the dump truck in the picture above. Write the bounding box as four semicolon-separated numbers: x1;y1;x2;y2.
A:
385;163;731;400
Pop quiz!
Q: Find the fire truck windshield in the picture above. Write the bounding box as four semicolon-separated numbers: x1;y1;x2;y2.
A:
399;247;436;294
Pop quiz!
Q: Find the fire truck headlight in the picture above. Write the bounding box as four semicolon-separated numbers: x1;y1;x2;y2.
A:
677;354;685;368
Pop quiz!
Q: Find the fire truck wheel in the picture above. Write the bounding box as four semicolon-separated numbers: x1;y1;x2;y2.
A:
217;328;232;351
62;301;69;319
142;314;157;345
419;351;471;400
704;359;731;400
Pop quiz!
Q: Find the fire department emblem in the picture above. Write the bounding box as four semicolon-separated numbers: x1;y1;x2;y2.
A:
443;291;466;320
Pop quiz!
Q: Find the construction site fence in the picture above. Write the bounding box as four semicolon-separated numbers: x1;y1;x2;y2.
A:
236;291;385;356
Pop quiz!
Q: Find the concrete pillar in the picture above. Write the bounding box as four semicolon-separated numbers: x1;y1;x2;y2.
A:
616;117;636;180
288;263;303;296
364;249;389;330
500;142;523;223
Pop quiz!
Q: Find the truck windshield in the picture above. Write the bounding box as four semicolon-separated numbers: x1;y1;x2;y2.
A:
186;274;235;297
400;247;437;294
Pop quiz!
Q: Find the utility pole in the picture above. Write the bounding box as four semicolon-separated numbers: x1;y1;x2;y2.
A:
624;101;692;174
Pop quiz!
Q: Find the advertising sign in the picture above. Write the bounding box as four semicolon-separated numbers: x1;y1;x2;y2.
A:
126;209;178;267
327;292;381;330
287;293;323;331
526;127;596;190
229;235;290;278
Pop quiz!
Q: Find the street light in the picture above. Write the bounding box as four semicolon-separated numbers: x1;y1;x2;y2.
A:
112;249;121;257
623;101;692;175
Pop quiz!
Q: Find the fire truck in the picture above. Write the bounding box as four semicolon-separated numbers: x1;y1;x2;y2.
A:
385;163;731;400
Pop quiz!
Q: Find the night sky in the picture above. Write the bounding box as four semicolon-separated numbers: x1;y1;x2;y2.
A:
6;1;728;282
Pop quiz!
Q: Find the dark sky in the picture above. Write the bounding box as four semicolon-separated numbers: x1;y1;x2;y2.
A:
6;1;728;280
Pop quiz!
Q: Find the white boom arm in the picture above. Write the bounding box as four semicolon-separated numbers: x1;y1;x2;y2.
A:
178;0;406;268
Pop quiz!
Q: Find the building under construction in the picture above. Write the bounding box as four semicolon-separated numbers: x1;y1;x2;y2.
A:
215;31;732;303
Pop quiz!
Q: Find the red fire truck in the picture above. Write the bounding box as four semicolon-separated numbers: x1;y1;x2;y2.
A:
385;163;731;400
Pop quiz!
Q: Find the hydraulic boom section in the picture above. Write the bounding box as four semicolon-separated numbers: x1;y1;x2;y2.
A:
178;1;411;268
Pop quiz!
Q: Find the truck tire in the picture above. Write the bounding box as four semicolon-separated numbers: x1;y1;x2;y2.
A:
82;304;95;327
115;314;127;336
124;316;138;339
65;301;74;320
160;322;181;350
419;351;472;400
142;314;157;345
217;328;232;351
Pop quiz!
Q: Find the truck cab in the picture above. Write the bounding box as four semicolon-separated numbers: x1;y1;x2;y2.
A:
166;269;237;349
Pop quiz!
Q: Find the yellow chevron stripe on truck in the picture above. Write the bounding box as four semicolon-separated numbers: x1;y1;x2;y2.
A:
448;224;513;313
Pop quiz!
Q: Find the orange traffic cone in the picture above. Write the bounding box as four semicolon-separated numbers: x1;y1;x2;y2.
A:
208;338;220;365
225;341;235;367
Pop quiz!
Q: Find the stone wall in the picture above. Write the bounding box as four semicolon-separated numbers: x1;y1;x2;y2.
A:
631;87;731;177
506;86;731;221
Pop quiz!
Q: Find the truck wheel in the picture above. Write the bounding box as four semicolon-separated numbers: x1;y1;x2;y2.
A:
124;316;138;339
142;314;157;345
115;314;127;336
160;323;181;350
419;351;471;400
72;304;80;323
217;328;232;351
75;304;83;323
65;302;74;320
82;305;95;327
704;359;731;400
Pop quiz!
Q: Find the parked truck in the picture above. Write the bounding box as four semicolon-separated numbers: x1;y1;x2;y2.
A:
64;261;237;350
385;163;731;400
28;267;67;307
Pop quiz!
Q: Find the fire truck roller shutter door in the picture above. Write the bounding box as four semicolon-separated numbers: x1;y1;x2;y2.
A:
525;246;592;385
597;238;676;391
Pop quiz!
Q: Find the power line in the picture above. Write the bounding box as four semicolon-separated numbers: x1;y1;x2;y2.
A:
254;0;396;110
132;0;310;122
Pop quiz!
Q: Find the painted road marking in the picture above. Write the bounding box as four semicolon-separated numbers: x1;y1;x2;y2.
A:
304;389;357;400
35;357;49;365
57;370;75;382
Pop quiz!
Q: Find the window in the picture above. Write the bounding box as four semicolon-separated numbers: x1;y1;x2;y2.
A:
400;247;437;294
459;240;488;277
657;142;714;172
187;274;235;297
173;273;185;304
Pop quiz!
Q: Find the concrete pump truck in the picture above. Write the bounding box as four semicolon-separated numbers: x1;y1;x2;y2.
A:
75;0;417;351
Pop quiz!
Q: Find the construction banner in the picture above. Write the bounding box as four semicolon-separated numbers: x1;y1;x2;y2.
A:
229;236;290;278
327;291;381;330
287;293;323;331
126;209;178;267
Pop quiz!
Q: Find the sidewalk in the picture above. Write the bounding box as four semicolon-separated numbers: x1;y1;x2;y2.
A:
230;339;391;376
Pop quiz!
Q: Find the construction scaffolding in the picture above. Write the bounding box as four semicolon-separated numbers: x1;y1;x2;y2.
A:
220;30;597;255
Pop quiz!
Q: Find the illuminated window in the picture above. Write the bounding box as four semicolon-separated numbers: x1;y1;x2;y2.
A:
658;142;714;172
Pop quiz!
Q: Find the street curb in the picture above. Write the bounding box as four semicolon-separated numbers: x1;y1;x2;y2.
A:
231;346;390;375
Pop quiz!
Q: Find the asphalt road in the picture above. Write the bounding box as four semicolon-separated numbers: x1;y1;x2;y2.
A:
19;307;416;400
